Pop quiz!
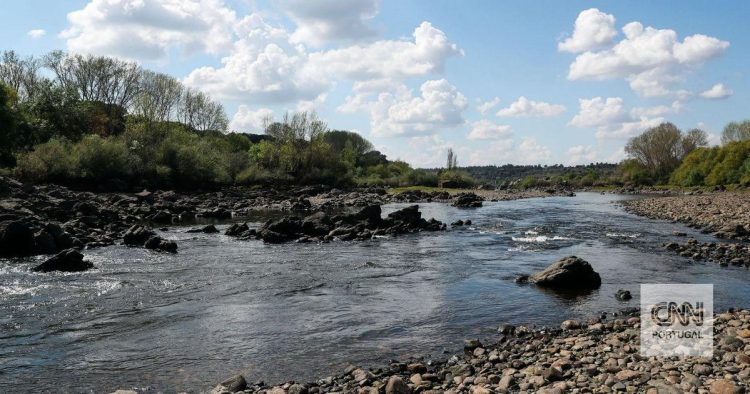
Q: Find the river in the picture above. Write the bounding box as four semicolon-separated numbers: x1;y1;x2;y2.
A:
2;193;749;392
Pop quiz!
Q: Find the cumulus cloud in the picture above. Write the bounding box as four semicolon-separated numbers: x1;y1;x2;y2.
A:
307;21;463;81
27;29;46;39
558;8;617;53
495;96;566;118
281;0;379;47
184;18;461;106
61;0;237;60
467;120;512;140
700;83;733;100
569;96;673;140
477;97;501;115
565;15;729;97
517;138;553;164
567;145;597;165
229;105;274;132
339;79;467;137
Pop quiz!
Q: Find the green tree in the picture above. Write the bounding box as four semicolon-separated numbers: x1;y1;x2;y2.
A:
0;83;18;166
721;120;750;144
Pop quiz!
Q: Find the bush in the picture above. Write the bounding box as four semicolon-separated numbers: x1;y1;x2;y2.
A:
15;137;75;182
671;141;750;186
74;135;130;182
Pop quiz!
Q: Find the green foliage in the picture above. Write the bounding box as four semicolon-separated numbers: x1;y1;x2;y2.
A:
15;137;75;182
0;83;18;166
438;169;474;188
671;141;750;186
616;159;653;185
74;135;130;182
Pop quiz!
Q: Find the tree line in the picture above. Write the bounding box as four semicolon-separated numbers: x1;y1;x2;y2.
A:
619;120;750;187
0;50;429;190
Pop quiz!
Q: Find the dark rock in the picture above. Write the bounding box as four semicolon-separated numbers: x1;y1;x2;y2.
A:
529;256;601;289
514;275;529;284
144;236;178;253
149;210;173;224
464;219;472;225
33;229;58;255
452;193;483;208
387;205;421;224
187;224;219;234
615;289;632;301
216;374;247;393
385;376;411;394
225;223;250;237
463;338;482;350
0;220;35;257
451;219;464;226
123;225;156;246
32;249;93;273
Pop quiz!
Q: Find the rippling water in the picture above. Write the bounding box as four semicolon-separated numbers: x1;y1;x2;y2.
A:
2;193;749;393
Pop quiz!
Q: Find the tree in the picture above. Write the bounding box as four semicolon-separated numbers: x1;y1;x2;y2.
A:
0;83;18;166
446;148;457;170
178;88;228;132
721;120;750;144
625;122;706;182
681;128;709;157
132;70;183;124
0;51;42;102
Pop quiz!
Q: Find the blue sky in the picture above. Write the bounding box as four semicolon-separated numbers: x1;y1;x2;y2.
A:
2;1;748;167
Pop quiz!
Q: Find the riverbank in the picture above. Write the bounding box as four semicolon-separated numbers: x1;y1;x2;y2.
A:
208;308;750;394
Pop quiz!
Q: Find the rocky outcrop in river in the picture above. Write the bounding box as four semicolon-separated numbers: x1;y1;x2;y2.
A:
250;205;446;243
665;239;750;268
528;256;602;289
209;309;750;394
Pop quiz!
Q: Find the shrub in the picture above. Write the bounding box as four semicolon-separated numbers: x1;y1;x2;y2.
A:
15;137;75;182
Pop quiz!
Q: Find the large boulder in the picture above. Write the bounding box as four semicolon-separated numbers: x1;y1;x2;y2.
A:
529;256;601;289
301;212;333;236
144;236;178;253
387;205;421;225
259;217;303;243
0;220;35;257
452;193;484;208
32;249;93;273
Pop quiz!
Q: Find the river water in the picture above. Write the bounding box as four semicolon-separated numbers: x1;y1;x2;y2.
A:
2;193;749;393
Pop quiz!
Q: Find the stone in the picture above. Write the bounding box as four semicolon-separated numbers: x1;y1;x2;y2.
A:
615;289;632;301
123;225;156;246
560;319;581;330
32;249;93;273
214;374;247;393
0;220;35;257
385;376;411;394
529;256;601;289
709;379;743;394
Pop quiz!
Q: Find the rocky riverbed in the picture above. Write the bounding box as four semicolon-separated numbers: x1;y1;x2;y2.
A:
206;308;750;394
621;192;750;241
0;175;573;260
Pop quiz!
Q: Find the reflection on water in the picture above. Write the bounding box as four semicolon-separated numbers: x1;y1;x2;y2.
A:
1;193;749;392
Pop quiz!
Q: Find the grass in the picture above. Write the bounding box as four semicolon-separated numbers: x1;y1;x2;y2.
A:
387;185;467;194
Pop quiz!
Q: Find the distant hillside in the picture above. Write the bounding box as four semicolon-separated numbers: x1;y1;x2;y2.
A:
438;163;618;185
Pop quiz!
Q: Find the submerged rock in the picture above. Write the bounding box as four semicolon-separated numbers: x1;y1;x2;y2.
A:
529;256;601;289
32;249;93;272
123;225;155;246
615;289;633;301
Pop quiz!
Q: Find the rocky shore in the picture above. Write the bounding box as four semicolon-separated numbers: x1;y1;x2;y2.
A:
622;192;750;268
621;193;750;241
207;308;749;394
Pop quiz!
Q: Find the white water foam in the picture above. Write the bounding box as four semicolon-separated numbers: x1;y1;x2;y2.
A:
606;232;641;239
511;235;572;243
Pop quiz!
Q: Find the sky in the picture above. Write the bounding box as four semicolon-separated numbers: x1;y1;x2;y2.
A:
2;0;748;168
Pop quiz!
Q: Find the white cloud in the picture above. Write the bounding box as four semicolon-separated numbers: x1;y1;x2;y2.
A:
339;79;467;137
467;139;515;165
61;0;237;60
229;106;274;132
184;19;461;106
495;96;566;118
606;147;627;163
566;16;729;97
558;8;617;53
567;145;597;165
700;83;733;100
570;96;669;140
467;120;512;140
281;0;379;47
27;29;46;39
476;97;500;114
569;97;628;128
517;138;553;164
307;21;463;81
